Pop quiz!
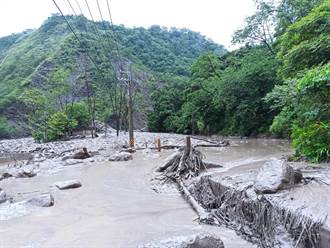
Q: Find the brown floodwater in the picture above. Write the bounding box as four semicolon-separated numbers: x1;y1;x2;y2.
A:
0;138;291;248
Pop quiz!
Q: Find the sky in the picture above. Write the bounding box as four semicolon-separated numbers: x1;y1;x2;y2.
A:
0;0;256;49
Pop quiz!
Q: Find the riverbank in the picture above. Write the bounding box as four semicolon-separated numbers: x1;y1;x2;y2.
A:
0;133;251;248
0;133;328;247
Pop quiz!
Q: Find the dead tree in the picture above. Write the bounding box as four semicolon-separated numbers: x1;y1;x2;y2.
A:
156;137;207;182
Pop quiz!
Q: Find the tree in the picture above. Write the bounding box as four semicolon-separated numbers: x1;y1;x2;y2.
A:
276;0;330;78
266;0;330;161
275;0;324;35
232;1;276;53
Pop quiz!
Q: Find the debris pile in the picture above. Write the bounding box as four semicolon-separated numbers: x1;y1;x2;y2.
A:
157;146;206;182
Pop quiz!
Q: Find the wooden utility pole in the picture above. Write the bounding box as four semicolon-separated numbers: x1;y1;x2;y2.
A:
186;136;192;153
127;71;134;148
157;138;161;152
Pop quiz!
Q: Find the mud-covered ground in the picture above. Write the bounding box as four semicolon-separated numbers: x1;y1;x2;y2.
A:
0;132;329;247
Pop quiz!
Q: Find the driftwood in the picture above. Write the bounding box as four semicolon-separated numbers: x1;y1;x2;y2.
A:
154;136;223;223
191;136;229;148
204;160;223;169
193;176;324;248
177;179;215;224
156;146;206;182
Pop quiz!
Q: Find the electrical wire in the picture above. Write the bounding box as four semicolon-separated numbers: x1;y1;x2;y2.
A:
51;0;101;71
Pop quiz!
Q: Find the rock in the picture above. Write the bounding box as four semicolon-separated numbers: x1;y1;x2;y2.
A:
26;193;54;207
72;148;91;159
0;172;13;181
15;165;37;178
54;180;82;190
109;152;133;162
3;164;37;179
64;159;83;166
204;160;223;169
254;159;298;194
0;188;7;204
294;169;303;184
139;233;224;248
187;233;225;248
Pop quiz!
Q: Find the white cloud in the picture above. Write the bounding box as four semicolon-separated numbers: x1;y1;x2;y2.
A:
0;0;256;49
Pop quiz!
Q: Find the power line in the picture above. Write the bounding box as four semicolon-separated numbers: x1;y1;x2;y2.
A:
105;0;122;63
74;0;83;15
51;0;101;71
66;0;117;76
79;0;115;65
95;0;120;62
66;0;77;16
83;0;97;23
103;0;134;148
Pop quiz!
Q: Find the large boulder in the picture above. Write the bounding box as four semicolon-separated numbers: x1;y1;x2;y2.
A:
254;159;302;194
26;193;54;207
0;188;7;204
109;152;133;162
4;164;37;179
54;180;82;190
139;233;225;248
14;165;37;178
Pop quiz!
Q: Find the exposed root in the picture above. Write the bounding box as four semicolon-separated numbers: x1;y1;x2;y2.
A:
156;147;206;183
177;179;215;224
191;176;324;248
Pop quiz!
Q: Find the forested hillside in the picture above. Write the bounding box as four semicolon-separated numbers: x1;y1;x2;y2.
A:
0;14;225;139
0;0;329;163
148;0;330;162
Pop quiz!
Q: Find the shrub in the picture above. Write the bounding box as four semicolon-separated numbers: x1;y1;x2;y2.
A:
0;117;12;139
32;111;78;142
67;102;90;129
292;122;330;163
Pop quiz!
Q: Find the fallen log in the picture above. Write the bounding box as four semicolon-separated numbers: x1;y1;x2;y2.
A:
191;136;229;146
191;136;219;144
195;143;228;148
177;179;215;224
204;160;223;169
150;145;181;150
154;136;220;223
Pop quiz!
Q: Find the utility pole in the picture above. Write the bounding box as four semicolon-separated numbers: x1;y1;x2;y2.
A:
120;66;134;148
127;70;134;148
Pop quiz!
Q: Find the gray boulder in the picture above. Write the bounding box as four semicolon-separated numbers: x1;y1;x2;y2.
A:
5;164;37;178
109;152;133;162
54;179;82;190
15;166;37;178
187;233;225;248
254;159;302;194
139;233;224;248
0;172;12;181
26;193;54;207
64;159;83;166
0;188;7;204
72;148;91;160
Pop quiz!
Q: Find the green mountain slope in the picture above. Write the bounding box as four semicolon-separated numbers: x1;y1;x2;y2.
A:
0;14;225;138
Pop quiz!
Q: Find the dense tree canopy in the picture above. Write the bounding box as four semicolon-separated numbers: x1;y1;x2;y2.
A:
0;15;224;138
148;0;329;162
0;0;328;162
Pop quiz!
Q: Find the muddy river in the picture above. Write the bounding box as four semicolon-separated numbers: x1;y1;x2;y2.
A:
0;138;291;248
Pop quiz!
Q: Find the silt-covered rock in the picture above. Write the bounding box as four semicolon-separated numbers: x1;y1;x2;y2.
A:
139;233;225;248
254;159;302;194
26;193;54;207
109;152;133;162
